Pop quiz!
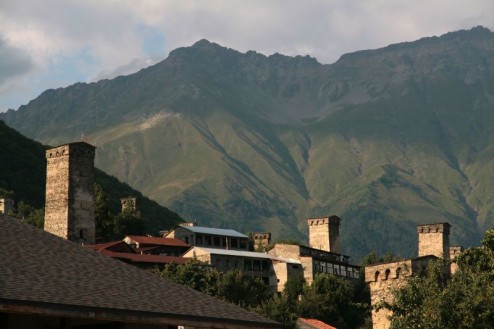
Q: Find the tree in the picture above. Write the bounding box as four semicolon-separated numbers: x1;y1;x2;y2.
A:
113;208;146;238
95;184;114;240
216;270;272;308
256;294;297;329
388;229;494;329
298;273;366;329
159;260;215;294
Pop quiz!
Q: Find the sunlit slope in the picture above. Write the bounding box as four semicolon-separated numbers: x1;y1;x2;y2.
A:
2;27;494;259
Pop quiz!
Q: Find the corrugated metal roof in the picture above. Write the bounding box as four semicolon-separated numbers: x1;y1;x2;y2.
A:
189;247;301;264
180;226;249;238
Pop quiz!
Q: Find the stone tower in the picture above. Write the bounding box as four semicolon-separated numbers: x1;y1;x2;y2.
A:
417;223;450;260
0;198;14;214
307;216;341;253
44;142;96;244
120;197;137;212
253;232;271;251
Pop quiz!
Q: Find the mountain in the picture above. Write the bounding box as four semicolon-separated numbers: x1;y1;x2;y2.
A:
0;120;182;234
2;26;494;260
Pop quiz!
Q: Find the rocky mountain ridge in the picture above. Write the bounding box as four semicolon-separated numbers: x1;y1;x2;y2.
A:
2;26;494;259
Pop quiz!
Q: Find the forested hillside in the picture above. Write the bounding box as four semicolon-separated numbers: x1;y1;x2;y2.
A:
0;120;182;234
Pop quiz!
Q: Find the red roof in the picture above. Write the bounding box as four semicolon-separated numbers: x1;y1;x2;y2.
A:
297;318;337;329
100;250;190;265
85;241;131;252
126;235;190;247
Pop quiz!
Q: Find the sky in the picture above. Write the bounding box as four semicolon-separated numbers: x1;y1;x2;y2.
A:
1;0;493;112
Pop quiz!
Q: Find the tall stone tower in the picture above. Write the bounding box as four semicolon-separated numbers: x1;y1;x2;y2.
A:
44;142;96;244
307;216;341;253
417;223;450;260
0;198;14;214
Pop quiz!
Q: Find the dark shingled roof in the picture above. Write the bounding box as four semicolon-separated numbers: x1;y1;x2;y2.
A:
0;215;279;328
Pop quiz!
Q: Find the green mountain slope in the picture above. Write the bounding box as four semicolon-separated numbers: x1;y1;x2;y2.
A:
0;120;182;234
2;26;494;259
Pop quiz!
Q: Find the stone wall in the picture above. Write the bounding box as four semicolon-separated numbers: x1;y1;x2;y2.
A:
44;143;95;244
365;260;412;329
450;246;463;274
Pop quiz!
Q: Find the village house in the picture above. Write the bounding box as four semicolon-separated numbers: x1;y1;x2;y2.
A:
182;246;303;292
123;235;190;256
165;222;250;250
268;216;361;285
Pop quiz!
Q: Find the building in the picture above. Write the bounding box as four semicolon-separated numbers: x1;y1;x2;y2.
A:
268;216;360;285
297;317;337;329
165;224;250;250
0;198;14;214
86;240;190;268
182;246;303;292
44;142;96;244
121;196;140;217
253;232;271;251
124;235;190;256
364;222;462;329
0;214;280;329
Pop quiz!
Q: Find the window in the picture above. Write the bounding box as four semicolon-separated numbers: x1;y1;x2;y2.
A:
239;240;247;249
385;269;391;280
375;271;380;281
253;260;261;271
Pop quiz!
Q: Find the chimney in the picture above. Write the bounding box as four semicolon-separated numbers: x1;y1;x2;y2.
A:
307;216;341;253
417;223;451;260
44;142;96;244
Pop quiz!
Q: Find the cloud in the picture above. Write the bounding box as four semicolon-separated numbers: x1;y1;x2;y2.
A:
0;0;493;111
0;37;34;86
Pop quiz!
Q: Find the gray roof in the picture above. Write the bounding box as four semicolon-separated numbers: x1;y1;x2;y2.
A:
180;225;249;238
0;215;279;328
186;247;302;264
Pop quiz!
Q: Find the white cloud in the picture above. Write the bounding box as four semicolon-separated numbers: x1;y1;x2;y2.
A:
0;0;493;111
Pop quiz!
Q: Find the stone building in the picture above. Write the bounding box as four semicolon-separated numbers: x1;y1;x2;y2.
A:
365;222;462;329
0;197;14;214
120;196;141;217
364;256;437;329
254;232;271;251
417;223;450;259
44;142;96;244
308;216;340;253
268;216;360;285
182;246;303;292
